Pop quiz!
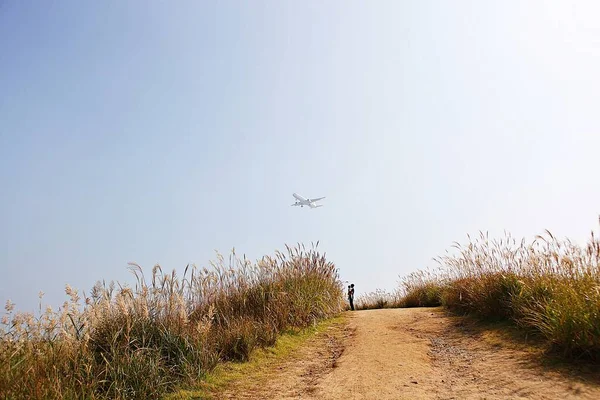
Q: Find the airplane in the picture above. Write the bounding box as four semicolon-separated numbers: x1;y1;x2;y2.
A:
291;193;325;208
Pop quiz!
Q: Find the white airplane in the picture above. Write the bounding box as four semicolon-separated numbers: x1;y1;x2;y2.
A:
291;193;325;208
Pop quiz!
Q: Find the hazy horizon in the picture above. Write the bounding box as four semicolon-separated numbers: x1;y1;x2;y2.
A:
2;1;600;313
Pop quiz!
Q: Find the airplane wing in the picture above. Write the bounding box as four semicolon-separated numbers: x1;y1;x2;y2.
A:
310;197;326;202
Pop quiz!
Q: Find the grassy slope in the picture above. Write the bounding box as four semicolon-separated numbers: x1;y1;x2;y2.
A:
166;315;347;400
395;225;600;361
0;245;344;400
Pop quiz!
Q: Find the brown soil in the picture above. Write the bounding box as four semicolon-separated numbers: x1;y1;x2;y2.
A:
217;308;600;399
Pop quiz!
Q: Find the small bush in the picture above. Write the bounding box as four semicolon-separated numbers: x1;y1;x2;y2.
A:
398;270;442;308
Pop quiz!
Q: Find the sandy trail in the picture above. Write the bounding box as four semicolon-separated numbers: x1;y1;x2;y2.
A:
219;308;600;399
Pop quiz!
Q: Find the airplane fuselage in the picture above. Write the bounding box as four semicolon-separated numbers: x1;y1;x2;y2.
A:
292;193;325;209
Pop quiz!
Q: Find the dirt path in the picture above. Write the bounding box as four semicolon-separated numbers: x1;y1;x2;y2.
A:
217;308;600;399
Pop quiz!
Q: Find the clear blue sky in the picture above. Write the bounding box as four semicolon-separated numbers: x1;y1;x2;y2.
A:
2;1;600;312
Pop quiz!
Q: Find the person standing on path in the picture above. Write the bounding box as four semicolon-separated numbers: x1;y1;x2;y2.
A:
347;284;355;311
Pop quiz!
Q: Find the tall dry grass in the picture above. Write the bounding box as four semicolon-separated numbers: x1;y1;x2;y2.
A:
354;288;402;310
354;270;443;310
0;244;344;399
399;221;600;360
397;269;443;308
